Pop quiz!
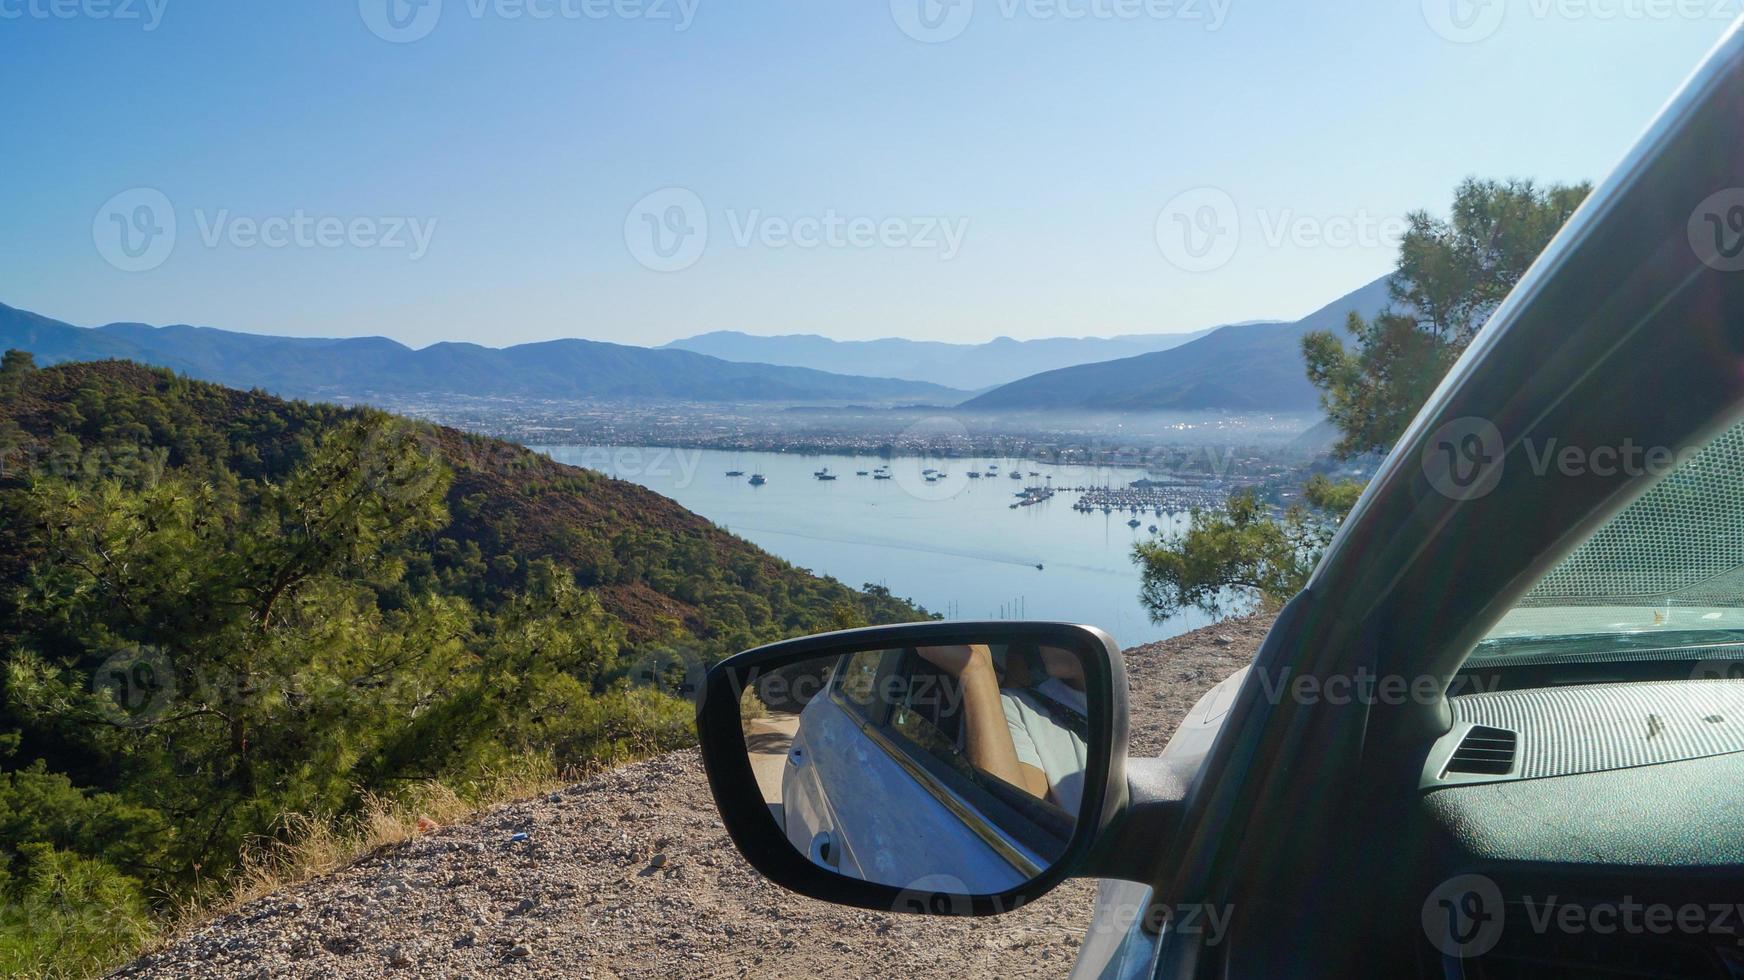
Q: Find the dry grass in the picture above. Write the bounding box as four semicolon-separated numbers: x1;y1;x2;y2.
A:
739;685;770;721
149;760;567;954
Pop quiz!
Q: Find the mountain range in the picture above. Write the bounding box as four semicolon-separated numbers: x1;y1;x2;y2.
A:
0;303;966;405
959;276;1392;413
1;275;1392;414
664;326;1229;390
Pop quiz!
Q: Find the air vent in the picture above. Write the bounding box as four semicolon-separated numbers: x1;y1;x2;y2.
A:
1451;680;1744;779
1445;725;1517;776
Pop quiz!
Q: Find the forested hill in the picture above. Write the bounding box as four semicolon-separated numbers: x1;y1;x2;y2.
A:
0;357;922;647
0;353;924;977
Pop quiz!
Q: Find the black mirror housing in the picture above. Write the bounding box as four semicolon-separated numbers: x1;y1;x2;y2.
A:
696;620;1131;916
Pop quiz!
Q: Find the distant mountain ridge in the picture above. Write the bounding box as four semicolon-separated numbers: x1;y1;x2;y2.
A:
664;326;1233;389
3;278;1389;414
960;277;1393;413
0;304;967;405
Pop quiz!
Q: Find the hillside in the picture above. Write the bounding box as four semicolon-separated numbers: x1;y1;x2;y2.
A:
0;304;967;405
0;354;926;977
665;327;1227;390
960;277;1392;412
0;358;921;646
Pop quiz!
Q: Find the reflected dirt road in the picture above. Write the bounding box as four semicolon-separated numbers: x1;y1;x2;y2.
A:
745;712;801;824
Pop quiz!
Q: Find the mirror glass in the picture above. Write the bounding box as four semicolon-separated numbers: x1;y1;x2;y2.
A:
737;638;1094;894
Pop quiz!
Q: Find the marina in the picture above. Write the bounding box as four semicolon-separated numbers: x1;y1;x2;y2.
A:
1068;481;1226;515
733;464;1226;516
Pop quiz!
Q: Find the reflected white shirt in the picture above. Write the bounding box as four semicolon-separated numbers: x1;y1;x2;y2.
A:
999;679;1089;812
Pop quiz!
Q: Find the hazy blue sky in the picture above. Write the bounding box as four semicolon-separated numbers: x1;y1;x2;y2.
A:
1;2;1733;347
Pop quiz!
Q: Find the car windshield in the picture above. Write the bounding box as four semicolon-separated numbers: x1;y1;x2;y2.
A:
1474;417;1744;662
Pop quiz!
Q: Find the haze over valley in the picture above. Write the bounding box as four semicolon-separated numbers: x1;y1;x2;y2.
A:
663;324;1230;390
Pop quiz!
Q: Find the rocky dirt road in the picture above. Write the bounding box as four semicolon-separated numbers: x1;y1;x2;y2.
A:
116;616;1269;980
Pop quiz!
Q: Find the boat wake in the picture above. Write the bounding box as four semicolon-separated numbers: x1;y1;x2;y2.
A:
728;524;1045;571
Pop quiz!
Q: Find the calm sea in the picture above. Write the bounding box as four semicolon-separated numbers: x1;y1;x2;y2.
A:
534;446;1219;647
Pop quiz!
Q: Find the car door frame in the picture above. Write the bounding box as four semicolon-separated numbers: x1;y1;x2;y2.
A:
1131;20;1744;977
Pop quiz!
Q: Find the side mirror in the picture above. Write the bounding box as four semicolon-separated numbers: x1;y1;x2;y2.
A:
696;621;1130;916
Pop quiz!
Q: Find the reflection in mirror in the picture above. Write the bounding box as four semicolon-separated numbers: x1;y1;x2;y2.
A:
739;641;1091;894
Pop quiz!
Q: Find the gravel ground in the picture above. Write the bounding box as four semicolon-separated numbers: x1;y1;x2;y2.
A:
115;615;1271;980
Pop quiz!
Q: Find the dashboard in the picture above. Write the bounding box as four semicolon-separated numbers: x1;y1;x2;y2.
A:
1415;678;1744;977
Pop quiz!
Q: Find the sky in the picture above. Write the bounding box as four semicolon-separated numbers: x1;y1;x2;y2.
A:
0;2;1734;348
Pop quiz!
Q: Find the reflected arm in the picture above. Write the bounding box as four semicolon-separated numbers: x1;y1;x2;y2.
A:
916;645;1050;799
